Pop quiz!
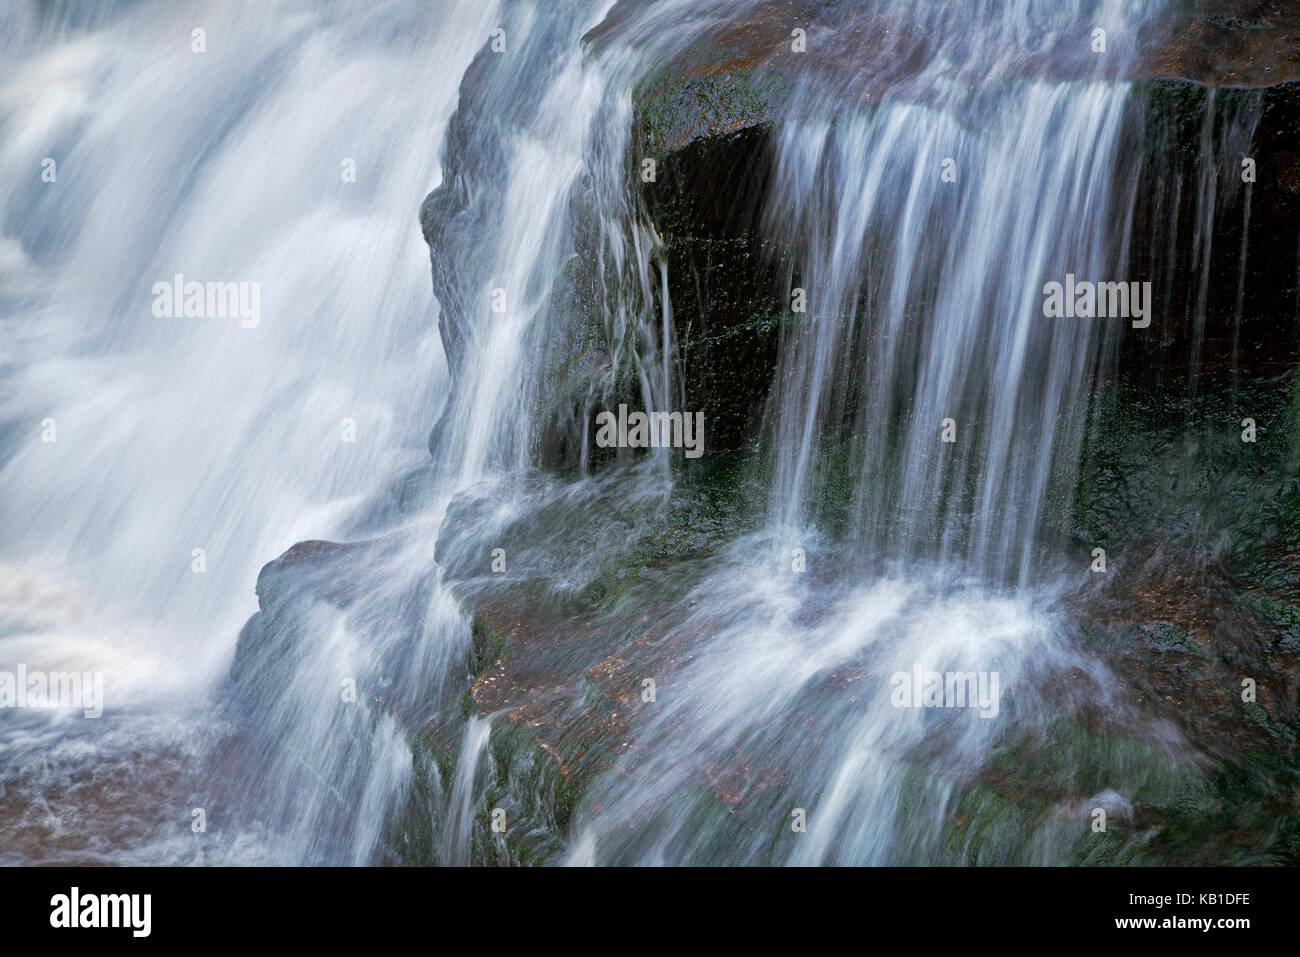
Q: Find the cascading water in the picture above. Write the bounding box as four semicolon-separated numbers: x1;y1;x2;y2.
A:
1;0;1285;866
763;80;1150;582
559;0;1190;864
0;0;497;863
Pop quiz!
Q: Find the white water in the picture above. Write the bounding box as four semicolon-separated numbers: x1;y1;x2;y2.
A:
440;715;492;867
0;0;496;863
765;85;1137;584
0;0;495;696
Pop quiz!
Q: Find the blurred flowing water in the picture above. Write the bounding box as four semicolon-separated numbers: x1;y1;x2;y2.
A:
763;85;1138;583
556;3;1191;864
0;0;496;863
0;0;1228;865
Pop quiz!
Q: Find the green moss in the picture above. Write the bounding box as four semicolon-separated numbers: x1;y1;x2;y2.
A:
468;614;505;676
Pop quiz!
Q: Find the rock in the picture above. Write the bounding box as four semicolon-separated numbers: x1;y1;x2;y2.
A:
1145;1;1300;86
400;0;1300;863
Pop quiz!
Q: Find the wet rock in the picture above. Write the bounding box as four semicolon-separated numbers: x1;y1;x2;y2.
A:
1069;367;1300;751
640;125;787;456
615;0;1300;152
1145;1;1300;86
402;1;1300;864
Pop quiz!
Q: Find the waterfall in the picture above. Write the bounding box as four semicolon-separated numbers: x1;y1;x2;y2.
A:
0;0;497;690
0;0;498;864
439;715;493;867
758;1;1166;583
555;0;1197;864
2;0;1282;866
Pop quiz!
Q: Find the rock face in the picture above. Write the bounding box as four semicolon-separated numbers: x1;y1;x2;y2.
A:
421;0;1300;475
1125;81;1300;375
632;58;1300;857
1070;79;1300;802
599;0;1300;154
486;12;1296;859
233;6;1300;864
1146;1;1300;86
640;125;786;456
